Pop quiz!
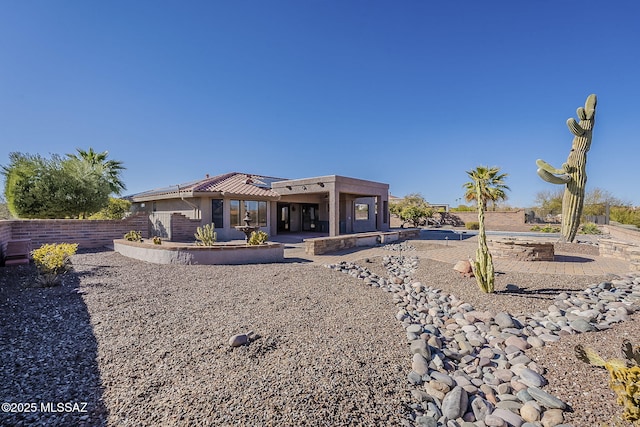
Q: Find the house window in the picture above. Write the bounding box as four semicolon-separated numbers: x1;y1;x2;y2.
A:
230;200;267;227
355;203;369;221
212;200;223;228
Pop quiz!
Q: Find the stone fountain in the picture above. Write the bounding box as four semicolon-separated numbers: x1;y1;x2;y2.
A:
235;211;260;242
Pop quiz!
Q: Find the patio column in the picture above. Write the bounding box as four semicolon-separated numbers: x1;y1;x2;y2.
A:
376;192;390;232
329;187;339;236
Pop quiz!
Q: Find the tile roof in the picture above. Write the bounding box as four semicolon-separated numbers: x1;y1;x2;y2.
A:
131;172;285;201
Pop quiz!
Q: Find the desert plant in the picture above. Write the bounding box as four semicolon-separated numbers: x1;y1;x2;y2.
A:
580;222;602;235
248;230;268;245
576;340;640;422
465;222;479;230
463;166;507;293
152;236;162;245
31;243;78;286
536;94;597;243
124;230;142;242
534;224;561;233
195;223;217;246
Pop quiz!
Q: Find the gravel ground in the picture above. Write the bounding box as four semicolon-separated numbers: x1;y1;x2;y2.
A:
1;243;639;426
1;250;410;427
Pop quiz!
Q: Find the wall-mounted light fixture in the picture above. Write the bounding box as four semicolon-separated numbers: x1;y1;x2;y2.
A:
317;182;325;187
286;185;292;190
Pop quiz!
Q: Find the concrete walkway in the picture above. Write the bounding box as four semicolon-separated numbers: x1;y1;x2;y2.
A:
275;231;632;276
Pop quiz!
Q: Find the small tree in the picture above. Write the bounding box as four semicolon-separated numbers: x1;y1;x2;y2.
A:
390;193;434;228
2;149;125;219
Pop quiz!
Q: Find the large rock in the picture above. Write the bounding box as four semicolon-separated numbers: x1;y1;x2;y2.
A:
412;353;430;376
441;386;469;419
228;333;249;347
527;387;567;410
453;260;474;277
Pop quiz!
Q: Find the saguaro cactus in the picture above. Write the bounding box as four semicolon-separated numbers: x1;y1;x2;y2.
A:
536;94;597;243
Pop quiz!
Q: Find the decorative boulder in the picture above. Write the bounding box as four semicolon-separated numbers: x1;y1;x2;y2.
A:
453;260;474;277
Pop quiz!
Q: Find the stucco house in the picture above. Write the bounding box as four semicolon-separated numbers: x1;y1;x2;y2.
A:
129;172;390;241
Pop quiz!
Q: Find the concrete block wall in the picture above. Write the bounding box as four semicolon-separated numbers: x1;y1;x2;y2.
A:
452;210;526;230
0;214;149;252
390;210;527;231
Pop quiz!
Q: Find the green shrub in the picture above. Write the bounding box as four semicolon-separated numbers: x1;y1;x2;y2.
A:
580;222;602;235
31;243;78;286
124;230;142;242
195;223;217;246
152;236;162;245
535;224;561;233
465;222;479;230
248;230;268;245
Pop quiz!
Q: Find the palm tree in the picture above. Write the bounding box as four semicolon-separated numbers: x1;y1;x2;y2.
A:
463;166;510;210
462;166;510;293
67;148;126;195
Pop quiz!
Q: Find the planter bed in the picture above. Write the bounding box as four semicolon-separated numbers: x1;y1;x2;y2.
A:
113;239;284;265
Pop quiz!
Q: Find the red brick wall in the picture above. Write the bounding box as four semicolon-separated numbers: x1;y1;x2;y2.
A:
2;214;149;250
0;221;12;258
170;213;202;242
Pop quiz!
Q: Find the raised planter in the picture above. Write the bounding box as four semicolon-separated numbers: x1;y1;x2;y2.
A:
488;238;554;261
113;239;284;265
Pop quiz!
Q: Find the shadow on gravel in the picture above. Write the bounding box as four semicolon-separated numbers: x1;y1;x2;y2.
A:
496;283;585;299
0;263;108;427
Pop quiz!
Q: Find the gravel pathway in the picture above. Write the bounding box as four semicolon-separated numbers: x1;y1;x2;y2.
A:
1;243;639;426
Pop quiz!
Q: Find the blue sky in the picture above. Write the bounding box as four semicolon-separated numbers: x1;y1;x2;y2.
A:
1;1;638;208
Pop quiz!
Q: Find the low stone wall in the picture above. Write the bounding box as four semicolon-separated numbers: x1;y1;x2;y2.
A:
113;239;284;265
0;221;12;260
488;238;555;261
304;229;420;255
599;238;640;271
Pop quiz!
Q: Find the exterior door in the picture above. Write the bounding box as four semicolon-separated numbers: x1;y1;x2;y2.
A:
301;204;318;231
277;204;290;232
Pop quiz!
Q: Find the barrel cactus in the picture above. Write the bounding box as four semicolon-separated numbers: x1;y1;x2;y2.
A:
536;94;597;242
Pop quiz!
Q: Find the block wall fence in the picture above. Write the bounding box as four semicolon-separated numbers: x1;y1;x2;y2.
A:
0;214;150;258
390;210;528;231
